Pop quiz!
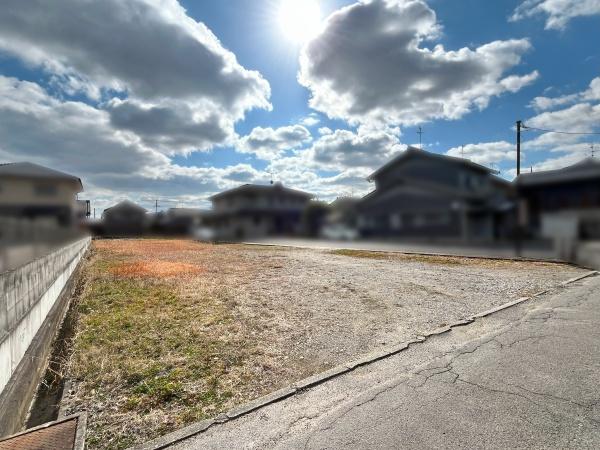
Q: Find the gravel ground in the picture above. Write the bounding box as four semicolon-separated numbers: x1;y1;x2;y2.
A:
210;246;586;371
62;240;587;448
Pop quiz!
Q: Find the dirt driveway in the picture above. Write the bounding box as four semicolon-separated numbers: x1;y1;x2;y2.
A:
61;240;587;449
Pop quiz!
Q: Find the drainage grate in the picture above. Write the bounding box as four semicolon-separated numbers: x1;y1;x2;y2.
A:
0;414;84;450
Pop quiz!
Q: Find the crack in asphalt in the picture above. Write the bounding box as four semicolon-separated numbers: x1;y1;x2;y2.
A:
298;280;600;449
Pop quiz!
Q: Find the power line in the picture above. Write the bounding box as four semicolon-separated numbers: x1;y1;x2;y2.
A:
522;124;600;136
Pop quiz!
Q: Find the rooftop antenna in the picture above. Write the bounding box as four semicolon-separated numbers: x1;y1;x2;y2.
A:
461;145;465;158
417;126;424;149
269;169;274;185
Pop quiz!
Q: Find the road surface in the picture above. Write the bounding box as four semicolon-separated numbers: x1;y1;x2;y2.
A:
168;274;600;449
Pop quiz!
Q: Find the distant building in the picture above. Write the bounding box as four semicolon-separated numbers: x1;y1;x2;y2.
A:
102;200;148;236
155;208;209;235
0;162;85;226
328;197;361;228
358;147;513;241
209;182;313;240
516;158;600;240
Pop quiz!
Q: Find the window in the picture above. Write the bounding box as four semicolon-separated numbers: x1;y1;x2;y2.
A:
34;184;58;197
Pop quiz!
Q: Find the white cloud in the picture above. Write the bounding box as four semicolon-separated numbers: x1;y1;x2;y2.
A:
236;125;312;160
299;0;538;127
0;0;271;154
511;0;600;30
305;128;404;171
300;114;321;127
529;77;600;111
446;142;515;166
0;76;269;211
318;127;333;135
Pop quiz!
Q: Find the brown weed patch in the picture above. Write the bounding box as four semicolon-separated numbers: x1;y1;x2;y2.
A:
110;260;204;278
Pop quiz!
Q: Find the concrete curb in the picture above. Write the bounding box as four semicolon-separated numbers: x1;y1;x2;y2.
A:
129;269;599;450
240;241;577;266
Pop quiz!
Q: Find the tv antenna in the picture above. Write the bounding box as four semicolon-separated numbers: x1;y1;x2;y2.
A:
417;126;424;149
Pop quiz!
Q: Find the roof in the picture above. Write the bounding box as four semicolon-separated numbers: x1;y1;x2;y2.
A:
516;157;600;187
367;147;498;181
103;200;147;214
0;162;83;191
209;183;313;201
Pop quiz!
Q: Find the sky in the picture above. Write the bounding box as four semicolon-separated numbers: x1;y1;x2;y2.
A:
0;0;599;212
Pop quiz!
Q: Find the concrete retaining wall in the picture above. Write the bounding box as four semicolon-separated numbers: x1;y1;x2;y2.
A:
0;237;90;436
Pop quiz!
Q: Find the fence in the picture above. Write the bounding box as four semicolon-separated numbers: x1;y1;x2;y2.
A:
0;236;90;436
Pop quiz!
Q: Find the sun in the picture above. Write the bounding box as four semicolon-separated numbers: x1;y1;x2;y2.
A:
278;0;322;43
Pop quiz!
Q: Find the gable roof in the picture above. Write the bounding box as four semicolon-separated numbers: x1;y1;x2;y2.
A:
367;147;498;182
209;183;313;201
103;200;147;214
0;162;83;191
516;157;600;187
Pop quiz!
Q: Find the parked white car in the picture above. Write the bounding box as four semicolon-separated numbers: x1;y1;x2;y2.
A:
320;224;359;241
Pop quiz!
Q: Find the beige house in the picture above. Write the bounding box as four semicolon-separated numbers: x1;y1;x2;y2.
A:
0;162;84;226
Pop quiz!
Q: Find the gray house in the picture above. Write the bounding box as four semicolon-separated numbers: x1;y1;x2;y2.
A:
102;200;148;236
516;157;600;240
358;147;513;241
209;182;313;240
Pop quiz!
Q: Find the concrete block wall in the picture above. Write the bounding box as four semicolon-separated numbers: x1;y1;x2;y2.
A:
0;237;90;396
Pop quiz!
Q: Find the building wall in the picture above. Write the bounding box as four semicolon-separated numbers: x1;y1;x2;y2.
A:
213;194;308;213
0;178;78;208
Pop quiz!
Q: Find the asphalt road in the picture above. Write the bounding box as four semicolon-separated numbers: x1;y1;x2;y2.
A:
171;274;600;450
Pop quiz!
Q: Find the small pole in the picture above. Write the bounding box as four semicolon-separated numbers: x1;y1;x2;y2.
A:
93;208;96;219
417;126;424;149
516;120;522;176
155;199;158;214
592;143;595;158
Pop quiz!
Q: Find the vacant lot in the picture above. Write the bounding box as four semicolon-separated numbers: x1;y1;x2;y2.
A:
61;239;586;449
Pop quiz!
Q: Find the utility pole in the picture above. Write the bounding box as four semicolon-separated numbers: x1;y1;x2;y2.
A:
417;126;424;149
516;120;522;176
93;208;96;219
155;199;158;214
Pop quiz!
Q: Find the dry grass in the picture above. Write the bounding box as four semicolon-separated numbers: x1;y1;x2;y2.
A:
63;241;265;449
62;239;584;449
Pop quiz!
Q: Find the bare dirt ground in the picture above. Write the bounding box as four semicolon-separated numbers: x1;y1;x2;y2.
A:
61;239;587;449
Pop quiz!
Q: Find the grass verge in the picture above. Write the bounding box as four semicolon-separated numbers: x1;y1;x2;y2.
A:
64;249;255;449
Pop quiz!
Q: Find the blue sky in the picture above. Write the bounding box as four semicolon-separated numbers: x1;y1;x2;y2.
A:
0;0;599;210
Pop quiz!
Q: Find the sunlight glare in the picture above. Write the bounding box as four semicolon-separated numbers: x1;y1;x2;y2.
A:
278;0;322;43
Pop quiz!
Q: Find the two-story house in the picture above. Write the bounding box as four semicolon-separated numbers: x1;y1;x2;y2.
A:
0;162;84;226
209;182;313;240
516;157;600;240
358;147;513;241
101;200;148;236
